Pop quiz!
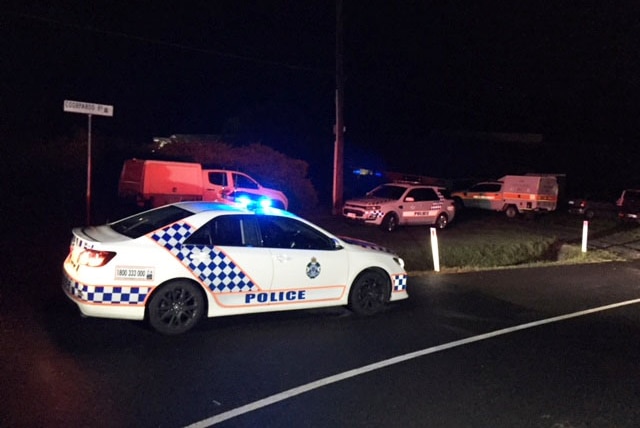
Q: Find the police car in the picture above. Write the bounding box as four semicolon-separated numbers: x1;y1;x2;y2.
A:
342;182;456;232
62;201;408;334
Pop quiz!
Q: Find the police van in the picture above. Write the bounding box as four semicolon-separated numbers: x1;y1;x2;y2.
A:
452;175;559;218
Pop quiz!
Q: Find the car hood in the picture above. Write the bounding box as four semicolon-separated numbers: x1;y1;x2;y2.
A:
344;196;395;206
338;235;395;255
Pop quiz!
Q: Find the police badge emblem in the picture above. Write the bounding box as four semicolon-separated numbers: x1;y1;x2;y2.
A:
306;257;321;279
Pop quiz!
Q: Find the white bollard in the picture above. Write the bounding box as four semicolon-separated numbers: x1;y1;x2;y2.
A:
430;227;440;272
581;220;588;253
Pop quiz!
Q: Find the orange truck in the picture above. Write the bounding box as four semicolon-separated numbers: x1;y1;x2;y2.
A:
118;159;288;210
452;174;558;218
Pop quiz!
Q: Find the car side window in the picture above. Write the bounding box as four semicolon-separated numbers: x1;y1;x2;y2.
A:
186;215;261;247
407;188;439;202
257;216;336;250
207;172;227;186
471;183;501;192
235;173;259;190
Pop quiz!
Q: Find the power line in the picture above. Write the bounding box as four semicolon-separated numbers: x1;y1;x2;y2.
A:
6;11;333;75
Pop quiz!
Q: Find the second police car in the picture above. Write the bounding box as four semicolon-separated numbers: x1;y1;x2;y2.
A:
342;182;456;232
62;201;408;334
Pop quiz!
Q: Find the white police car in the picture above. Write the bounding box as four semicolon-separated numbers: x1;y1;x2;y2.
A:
342;182;456;232
62;201;408;334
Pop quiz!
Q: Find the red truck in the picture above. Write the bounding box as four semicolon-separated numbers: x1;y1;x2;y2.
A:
118;159;288;210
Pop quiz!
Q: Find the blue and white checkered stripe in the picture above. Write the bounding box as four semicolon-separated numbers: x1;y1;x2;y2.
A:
151;222;258;293
393;274;408;291
64;276;149;304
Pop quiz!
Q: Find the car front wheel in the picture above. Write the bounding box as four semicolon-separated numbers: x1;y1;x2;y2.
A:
147;280;205;335
348;270;390;316
381;213;399;232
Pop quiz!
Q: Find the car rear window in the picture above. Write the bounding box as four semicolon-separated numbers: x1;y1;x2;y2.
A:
625;191;640;202
110;206;193;238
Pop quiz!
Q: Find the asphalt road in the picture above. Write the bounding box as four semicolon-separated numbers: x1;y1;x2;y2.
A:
2;259;640;428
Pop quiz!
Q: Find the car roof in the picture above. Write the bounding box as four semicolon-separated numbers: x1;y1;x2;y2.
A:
171;201;252;214
387;181;443;189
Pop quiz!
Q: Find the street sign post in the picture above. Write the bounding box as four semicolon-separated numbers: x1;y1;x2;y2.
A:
63;100;114;225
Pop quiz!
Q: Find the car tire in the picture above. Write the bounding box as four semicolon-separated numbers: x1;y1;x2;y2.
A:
505;205;518;218
147;280;206;335
380;213;399;232
348;270;390;316
435;213;449;229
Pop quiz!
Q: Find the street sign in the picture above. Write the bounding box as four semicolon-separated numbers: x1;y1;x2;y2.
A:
63;100;114;117
63;99;114;224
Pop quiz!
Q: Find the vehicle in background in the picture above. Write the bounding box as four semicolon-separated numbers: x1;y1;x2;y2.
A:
342;182;456;232
451;175;559;218
451;180;503;212
616;189;640;222
118;159;288;210
567;198;596;219
567;197;616;220
62;201;407;334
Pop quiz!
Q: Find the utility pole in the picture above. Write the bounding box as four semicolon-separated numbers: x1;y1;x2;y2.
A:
332;0;345;215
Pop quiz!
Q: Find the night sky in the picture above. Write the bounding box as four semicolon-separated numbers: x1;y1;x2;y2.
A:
3;2;640;188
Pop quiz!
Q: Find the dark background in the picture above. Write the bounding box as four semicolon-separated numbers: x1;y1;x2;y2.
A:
3;1;640;202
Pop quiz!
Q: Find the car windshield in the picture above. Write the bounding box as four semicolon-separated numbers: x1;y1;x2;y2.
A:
368;185;407;200
110;206;193;238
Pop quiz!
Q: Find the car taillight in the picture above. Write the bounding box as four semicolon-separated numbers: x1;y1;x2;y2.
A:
77;249;116;267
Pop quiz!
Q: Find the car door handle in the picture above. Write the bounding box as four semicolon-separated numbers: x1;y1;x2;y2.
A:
274;254;291;263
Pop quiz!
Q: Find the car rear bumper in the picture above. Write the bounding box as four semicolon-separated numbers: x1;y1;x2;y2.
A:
62;270;147;320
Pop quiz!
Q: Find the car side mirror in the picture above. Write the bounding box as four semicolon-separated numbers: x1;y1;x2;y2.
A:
405;197;415;202
332;238;343;250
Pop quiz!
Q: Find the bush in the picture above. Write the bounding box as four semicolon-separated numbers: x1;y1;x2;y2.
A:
151;139;319;212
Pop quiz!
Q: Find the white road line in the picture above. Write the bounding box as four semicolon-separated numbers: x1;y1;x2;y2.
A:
184;298;640;428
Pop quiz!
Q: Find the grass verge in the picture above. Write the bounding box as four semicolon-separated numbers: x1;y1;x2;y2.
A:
310;211;630;273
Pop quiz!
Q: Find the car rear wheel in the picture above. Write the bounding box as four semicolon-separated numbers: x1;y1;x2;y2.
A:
147;280;205;335
505;205;518;218
380;213;399;232
435;213;449;229
348;270;390;316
